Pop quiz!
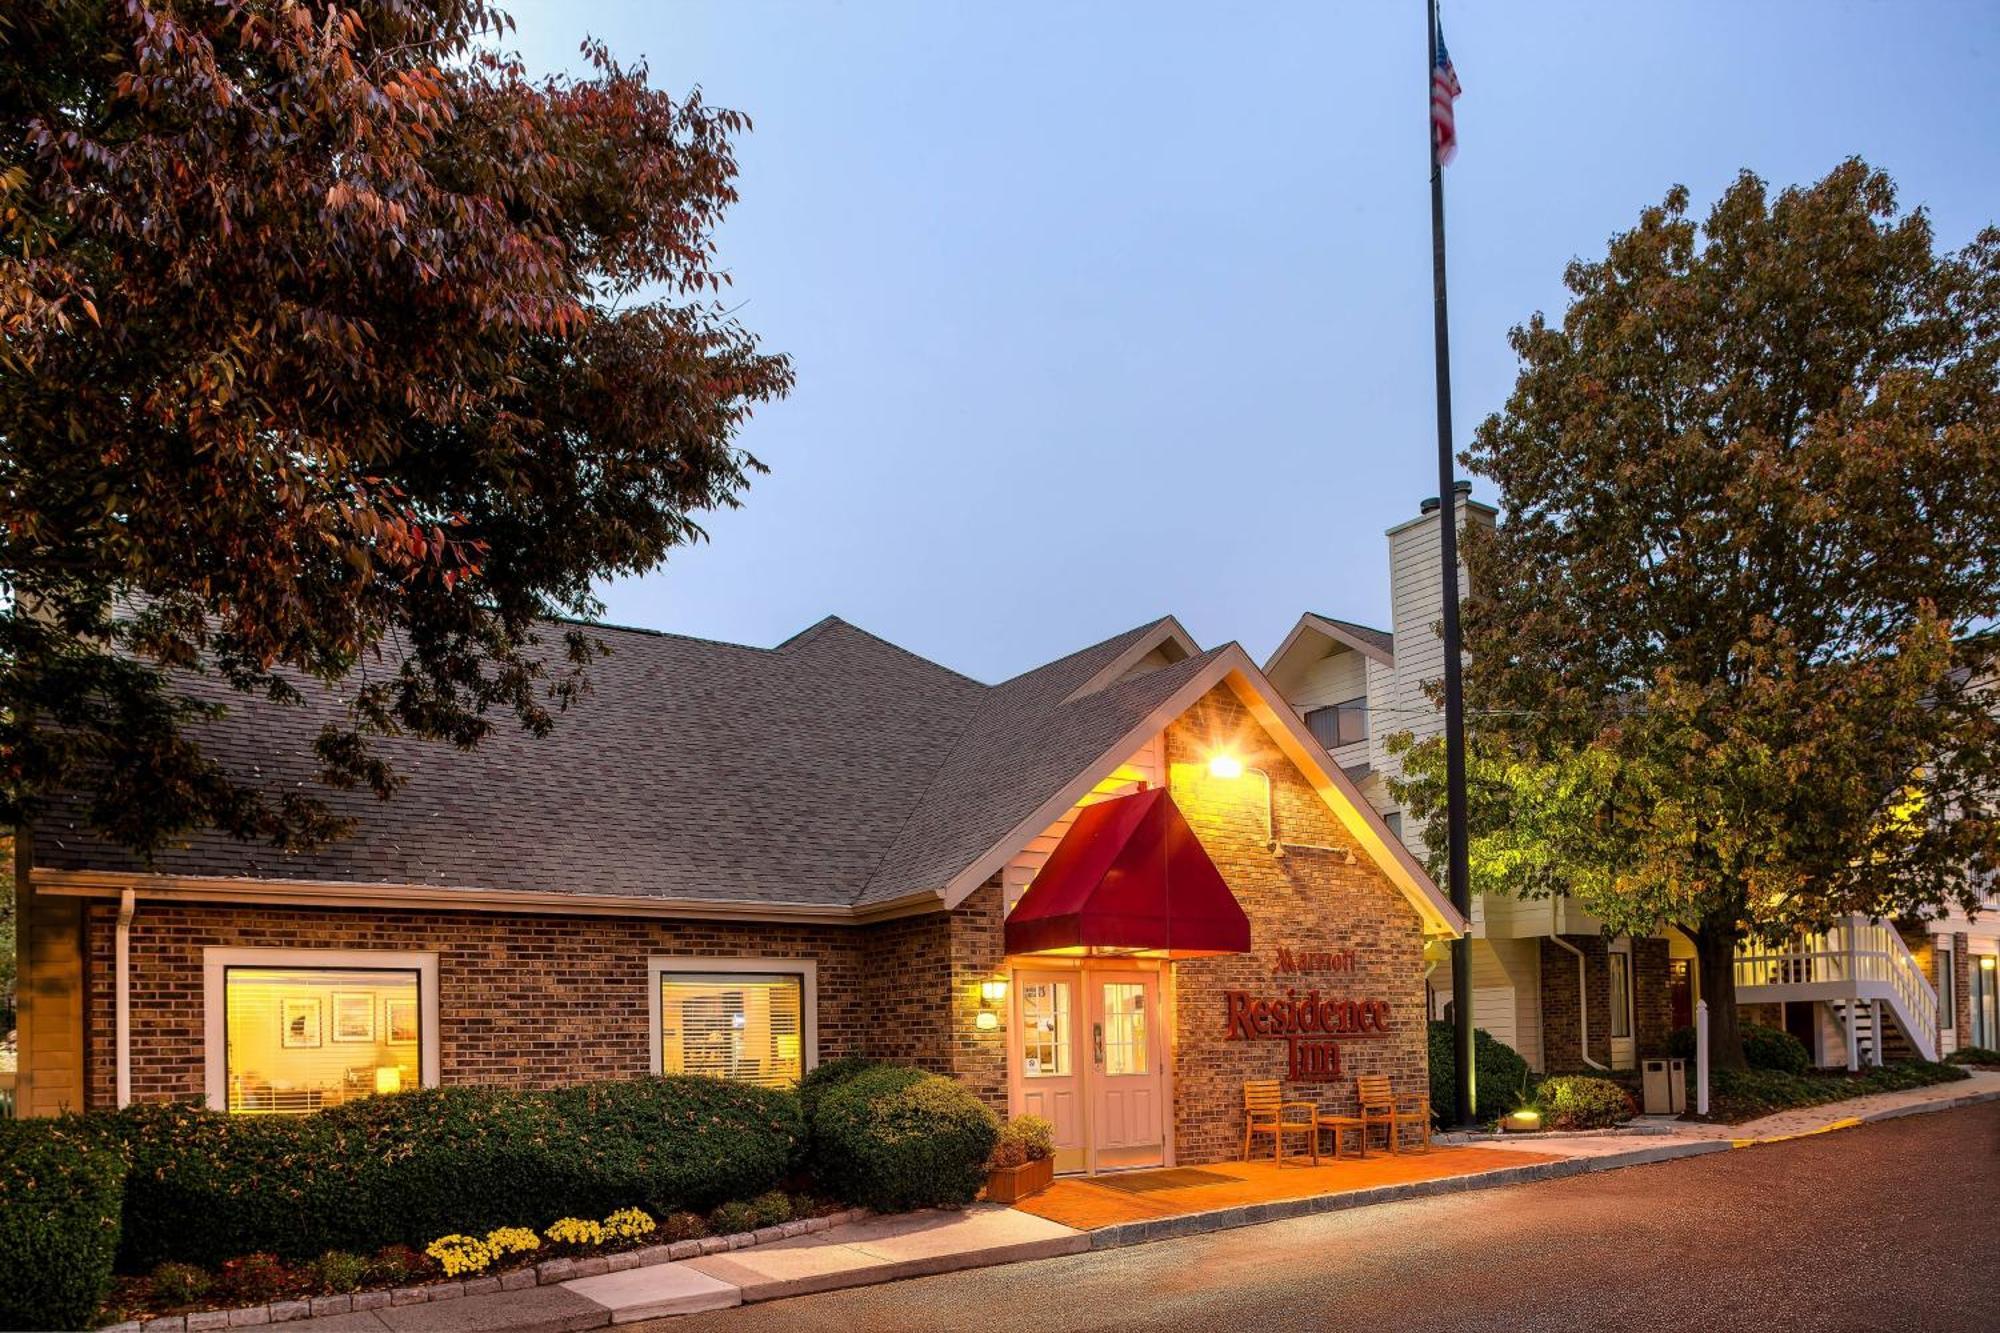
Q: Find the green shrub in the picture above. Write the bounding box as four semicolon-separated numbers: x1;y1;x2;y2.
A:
1534;1075;1635;1130
708;1201;759;1236
796;1057;886;1127
1665;1022;1811;1073
0;1117;128;1332
149;1260;213;1307
1946;1046;2000;1067
312;1251;368;1294
1426;1021;1532;1122
111;1076;803;1268
812;1066;1000;1212
749;1191;794;1227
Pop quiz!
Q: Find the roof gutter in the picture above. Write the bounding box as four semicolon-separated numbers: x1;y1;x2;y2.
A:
31;868;934;926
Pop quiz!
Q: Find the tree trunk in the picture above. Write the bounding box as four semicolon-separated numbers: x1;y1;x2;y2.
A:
1694;914;1749;1073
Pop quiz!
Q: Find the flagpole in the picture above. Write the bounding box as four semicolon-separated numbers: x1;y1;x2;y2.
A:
1427;0;1477;1131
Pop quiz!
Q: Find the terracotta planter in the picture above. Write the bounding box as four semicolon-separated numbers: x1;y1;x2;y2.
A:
985;1155;1055;1203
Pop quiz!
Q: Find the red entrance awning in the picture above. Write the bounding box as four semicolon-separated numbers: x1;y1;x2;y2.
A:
1004;788;1251;958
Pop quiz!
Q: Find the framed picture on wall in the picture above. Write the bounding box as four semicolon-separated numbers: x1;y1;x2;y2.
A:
331;991;376;1043
384;997;419;1045
281;997;322;1049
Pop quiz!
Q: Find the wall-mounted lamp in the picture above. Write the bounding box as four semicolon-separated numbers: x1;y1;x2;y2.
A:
975;978;1008;1031
1207;754;1245;780
1983;956;1996;971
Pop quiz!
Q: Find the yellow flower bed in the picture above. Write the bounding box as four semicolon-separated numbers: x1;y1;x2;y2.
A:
486;1226;542;1258
604;1208;656;1241
425;1234;494;1278
543;1216;607;1248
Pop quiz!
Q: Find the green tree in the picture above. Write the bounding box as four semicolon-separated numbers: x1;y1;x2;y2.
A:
1394;160;2000;1070
1;2;792;853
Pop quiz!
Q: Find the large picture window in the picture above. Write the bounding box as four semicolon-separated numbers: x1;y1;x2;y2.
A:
204;949;439;1115
651;959;815;1090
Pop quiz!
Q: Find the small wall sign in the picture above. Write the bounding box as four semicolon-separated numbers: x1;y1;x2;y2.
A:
1273;946;1357;974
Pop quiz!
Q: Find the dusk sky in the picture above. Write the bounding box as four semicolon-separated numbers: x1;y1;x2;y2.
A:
507;0;2000;683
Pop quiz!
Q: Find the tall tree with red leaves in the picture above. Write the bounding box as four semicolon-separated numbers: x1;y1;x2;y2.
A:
1;1;793;854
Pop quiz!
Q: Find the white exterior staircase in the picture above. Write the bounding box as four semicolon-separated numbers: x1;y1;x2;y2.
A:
1733;916;1939;1066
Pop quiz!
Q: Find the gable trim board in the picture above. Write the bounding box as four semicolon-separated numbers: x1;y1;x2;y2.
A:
1062;616;1200;703
1263;613;1395;672
940;644;1463;939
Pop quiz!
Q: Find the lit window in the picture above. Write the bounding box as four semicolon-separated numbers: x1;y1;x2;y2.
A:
1021;981;1071;1078
1101;983;1149;1075
654;963;810;1090
222;967;422;1115
1609;952;1632;1040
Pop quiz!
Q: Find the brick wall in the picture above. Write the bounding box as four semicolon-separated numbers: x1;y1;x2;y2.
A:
1162;686;1430;1165
1633;937;1673;1055
83;902;913;1109
1539;935;1610;1072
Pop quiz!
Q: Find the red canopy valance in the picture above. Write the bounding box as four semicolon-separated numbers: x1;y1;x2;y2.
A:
1004;788;1251;958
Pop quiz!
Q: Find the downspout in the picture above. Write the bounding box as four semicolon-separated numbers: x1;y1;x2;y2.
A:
1549;898;1607;1071
115;887;135;1109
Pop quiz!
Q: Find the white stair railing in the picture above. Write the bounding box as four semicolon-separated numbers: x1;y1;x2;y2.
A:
1733;916;1938;1061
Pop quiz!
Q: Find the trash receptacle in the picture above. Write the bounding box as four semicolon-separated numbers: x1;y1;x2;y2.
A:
1641;1057;1687;1115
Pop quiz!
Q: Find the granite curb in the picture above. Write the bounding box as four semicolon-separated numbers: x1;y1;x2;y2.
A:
103;1210;871;1333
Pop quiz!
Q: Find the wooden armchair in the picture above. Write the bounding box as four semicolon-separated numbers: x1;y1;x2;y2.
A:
1243;1080;1318;1165
1356;1074;1430;1155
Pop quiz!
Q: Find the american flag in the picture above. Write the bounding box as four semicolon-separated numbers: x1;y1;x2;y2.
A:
1431;25;1463;166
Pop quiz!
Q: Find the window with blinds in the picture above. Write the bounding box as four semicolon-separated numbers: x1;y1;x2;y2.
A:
659;972;804;1089
223;966;421;1115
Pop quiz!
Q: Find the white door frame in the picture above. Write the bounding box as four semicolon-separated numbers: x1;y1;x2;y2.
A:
1005;956;1175;1174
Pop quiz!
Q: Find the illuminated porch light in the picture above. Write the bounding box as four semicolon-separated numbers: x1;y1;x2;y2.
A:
979;979;1009;1004
974;1010;1001;1031
1207;754;1245;780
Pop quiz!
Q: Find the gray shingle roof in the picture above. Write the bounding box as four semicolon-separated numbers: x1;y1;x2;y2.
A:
32;615;1208;911
1312;614;1395;659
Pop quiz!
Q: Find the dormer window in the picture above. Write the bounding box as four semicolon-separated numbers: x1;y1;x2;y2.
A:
1304;697;1368;750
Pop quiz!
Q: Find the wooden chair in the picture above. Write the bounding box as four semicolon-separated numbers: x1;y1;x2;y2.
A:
1242;1080;1318;1165
1356;1074;1431;1155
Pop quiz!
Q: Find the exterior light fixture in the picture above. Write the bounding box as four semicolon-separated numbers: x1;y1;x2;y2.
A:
1502;1109;1541;1134
979;979;1009;1004
1207;754;1245;780
1983;956;1996;971
975;1010;1001;1031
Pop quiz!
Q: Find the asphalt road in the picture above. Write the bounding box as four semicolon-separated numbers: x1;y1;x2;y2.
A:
648;1102;2000;1333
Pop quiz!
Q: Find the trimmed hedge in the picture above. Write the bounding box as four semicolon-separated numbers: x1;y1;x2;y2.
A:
1426;1021;1532;1122
1665;1022;1811;1074
1534;1075;1636;1130
796;1055;885;1127
0;1117;128;1331
114;1077;802;1269
811;1066;999;1212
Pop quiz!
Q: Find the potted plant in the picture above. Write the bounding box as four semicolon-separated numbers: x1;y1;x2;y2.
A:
983;1115;1055;1203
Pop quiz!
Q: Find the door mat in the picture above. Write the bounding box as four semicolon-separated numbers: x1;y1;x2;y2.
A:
1090;1167;1243;1194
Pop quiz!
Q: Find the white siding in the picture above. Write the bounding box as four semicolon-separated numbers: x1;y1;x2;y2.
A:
1001;734;1165;915
1285;648;1371;772
1424;936;1544;1072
